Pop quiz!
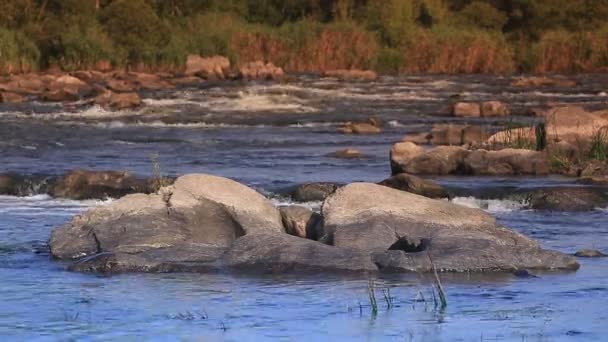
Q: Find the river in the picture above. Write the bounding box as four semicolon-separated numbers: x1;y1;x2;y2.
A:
1;75;607;340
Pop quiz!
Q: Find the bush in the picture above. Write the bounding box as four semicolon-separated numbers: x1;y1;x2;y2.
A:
0;27;39;73
401;26;515;74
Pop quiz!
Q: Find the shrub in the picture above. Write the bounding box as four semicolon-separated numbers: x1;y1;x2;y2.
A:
0;27;39;73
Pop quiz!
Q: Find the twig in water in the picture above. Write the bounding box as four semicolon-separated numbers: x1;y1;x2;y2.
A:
367;278;378;317
427;251;448;309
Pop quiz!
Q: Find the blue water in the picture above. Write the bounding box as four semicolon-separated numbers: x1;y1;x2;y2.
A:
1;75;607;340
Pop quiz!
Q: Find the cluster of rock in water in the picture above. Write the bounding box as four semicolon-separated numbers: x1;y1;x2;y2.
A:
43;171;592;275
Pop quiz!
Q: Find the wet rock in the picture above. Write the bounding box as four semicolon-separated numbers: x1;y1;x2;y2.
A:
185;55;230;79
323;69;377;82
50;174;285;261
0;91;25;103
292;182;341;202
0;173;56;196
0;74;46;94
279;206;322;239
463;149;550;176
481;101;509;117
379;173;449;199
50;170;153;200
239;61;284;81
321;183;579;272
525;187;608;211
402;146;469;175
452;102;481;117
325;148;368;159
513;269;538;278
337;119;382;135
222;233;377;273
574;249;607;258
512;76;577;88
389;142;424;174
95;90;142;110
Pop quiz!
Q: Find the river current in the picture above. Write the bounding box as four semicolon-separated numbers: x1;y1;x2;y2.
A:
1;75;607;341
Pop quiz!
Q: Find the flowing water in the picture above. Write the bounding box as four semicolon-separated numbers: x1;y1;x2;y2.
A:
1;75;607;341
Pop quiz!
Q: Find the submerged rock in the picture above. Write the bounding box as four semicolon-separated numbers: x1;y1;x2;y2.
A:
0;173;56;196
574;249;607;258
481;101;509;117
325;148;368;159
525;187;608;211
452;102;481;117
337;119;382;135
320;183;578;272
511;76;577;88
322;69;377;82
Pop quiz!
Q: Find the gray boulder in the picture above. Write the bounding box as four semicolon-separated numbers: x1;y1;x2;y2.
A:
321;183;579;272
50;174;284;261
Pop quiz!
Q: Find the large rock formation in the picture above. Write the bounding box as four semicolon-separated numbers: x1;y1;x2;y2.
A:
321;183;579;272
49;175;579;274
463;149;550;176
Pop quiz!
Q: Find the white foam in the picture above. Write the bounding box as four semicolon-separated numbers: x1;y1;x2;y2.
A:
271;198;323;212
450;196;526;213
0;195;111;216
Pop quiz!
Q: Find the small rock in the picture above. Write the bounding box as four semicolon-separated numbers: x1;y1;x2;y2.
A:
322;69;377;81
337;119;382;135
292;182;340;202
279;206;322;239
574;249;607;258
390;142;424;175
325;148;368;159
452;102;481;117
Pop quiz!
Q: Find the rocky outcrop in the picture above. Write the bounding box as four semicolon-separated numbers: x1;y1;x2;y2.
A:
430;124;490;146
239;61;284;80
49;170;154;200
279;205;322;239
525;187;608;211
185;55;230;79
50;174;285;261
291;182;341;202
544;106;608;145
379;173;449;199
320;183;579;272
323;69;378;81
